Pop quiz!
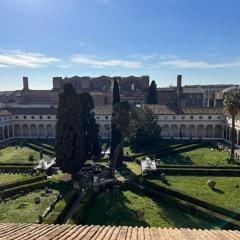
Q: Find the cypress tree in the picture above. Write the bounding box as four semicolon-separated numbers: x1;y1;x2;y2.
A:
110;79;122;163
145;80;158;104
112;79;120;104
56;83;85;180
79;92;101;160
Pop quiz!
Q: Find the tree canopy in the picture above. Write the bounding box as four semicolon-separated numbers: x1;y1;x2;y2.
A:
145;80;158;104
112;79;120;104
128;106;161;151
56;83;85;180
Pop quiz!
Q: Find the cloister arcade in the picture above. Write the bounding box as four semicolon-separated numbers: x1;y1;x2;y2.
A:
160;124;224;139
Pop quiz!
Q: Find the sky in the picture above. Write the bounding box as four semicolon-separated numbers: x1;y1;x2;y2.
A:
0;0;240;90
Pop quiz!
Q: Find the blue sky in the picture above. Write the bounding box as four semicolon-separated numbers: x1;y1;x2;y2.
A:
0;0;240;90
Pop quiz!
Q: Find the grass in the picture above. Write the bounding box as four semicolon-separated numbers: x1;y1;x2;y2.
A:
0;146;40;163
0;173;32;185
157;146;231;166
82;188;223;229
150;176;240;212
0;189;58;223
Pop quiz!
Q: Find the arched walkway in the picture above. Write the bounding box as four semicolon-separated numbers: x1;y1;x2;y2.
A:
188;125;196;137
22;124;29;137
179;125;187;138
197;125;204;138
206;125;213;138
161;125;169;137
30;124;37;137
170;125;178;137
9;125;13;138
214;125;222;138
4;126;9;139
0;127;3;140
14;124;21;137
38;125;45;137
46;125;54;137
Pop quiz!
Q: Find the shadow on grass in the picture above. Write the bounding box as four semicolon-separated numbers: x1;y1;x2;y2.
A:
212;188;225;194
156;152;194;165
81;189;150;227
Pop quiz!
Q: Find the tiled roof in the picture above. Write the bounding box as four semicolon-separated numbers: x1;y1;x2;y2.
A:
0;224;240;240
5;108;57;115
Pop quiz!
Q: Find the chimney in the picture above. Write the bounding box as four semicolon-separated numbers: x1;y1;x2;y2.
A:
177;75;182;109
52;77;63;91
23;77;29;90
177;75;182;90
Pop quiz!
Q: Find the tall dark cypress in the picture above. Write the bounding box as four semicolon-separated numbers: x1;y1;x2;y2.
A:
79;92;101;160
110;79;122;162
112;79;120;104
145;80;158;104
55;83;85;180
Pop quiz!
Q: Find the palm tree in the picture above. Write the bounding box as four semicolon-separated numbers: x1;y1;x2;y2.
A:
223;90;240;162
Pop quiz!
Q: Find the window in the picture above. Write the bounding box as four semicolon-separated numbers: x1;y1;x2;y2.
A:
39;116;43;119
15;116;19;119
208;116;212;120
217;116;221;120
199;116;203;119
181;116;185;120
47;116;51;119
173;116;176;120
105;116;108;120
31;116;35;119
190;116;194;120
96;116;100;120
23;116;27;119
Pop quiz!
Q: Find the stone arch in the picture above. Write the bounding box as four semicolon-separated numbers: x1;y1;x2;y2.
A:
179;125;187;138
4;126;9;139
9;125;13;138
161;125;169;137
30;124;37;137
102;124;110;139
22;124;29;137
214;125;222;138
206;125;213;138
197;125;204;138
38;124;45;137
14;124;21;137
188;125;196;137
170;125;178;137
46;125;54;137
0;127;3;140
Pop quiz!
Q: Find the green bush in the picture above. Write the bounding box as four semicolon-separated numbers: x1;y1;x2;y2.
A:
28;154;35;161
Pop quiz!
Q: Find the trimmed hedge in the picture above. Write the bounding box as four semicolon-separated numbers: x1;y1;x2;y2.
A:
0;179;50;199
44;189;78;224
149;168;240;176
138;176;240;221
157;165;240;170
25;143;55;156
0;162;35;166
0;165;34;174
0;175;46;191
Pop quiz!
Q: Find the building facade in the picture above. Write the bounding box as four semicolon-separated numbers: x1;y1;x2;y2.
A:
0;105;239;148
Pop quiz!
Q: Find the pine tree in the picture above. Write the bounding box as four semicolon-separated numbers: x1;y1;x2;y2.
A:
145;80;158;104
55;83;85;180
79;92;101;160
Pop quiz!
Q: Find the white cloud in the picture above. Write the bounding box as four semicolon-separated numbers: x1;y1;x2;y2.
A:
0;50;60;68
71;54;142;69
160;58;240;69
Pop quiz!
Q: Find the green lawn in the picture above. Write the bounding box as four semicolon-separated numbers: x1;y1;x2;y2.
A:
82;189;223;229
158;147;231;166
150;176;240;212
0;189;58;223
0;146;40;163
0;173;32;185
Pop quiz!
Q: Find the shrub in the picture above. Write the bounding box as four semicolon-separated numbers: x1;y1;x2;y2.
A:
28;154;35;161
